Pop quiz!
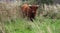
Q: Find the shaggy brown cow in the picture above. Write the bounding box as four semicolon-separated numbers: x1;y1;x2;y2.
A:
21;4;39;21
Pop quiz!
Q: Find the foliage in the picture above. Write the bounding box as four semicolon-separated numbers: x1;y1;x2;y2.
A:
27;0;54;5
40;0;54;5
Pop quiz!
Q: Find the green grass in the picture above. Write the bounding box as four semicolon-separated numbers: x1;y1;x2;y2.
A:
4;17;60;33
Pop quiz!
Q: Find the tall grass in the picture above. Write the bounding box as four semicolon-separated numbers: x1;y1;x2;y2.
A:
0;3;60;33
38;4;60;19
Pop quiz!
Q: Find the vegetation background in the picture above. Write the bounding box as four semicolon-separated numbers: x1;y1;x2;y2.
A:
0;0;60;33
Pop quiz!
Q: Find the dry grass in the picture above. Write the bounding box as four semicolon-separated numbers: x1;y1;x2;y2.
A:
0;2;23;22
38;4;60;19
0;2;22;33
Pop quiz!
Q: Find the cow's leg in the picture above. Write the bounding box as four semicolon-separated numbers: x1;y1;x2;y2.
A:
30;14;34;22
27;14;33;22
30;17;33;22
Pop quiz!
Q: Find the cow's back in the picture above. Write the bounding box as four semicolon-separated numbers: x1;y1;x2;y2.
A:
21;4;30;17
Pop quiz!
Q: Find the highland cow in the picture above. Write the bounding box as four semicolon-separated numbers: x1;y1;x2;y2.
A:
21;4;39;21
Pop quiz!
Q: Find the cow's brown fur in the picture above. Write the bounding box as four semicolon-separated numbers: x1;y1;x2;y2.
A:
21;4;39;22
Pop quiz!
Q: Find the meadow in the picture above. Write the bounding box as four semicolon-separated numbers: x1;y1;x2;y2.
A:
0;3;60;33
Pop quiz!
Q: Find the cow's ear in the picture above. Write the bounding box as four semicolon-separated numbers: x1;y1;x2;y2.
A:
29;5;32;8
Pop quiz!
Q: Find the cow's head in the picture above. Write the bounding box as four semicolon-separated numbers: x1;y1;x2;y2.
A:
28;5;39;13
29;5;39;11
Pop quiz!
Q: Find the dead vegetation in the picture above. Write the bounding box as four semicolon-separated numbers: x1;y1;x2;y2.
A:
38;4;60;19
0;2;22;22
0;3;22;33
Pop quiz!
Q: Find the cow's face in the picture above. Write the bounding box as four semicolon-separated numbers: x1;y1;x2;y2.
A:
29;5;39;13
29;5;39;10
